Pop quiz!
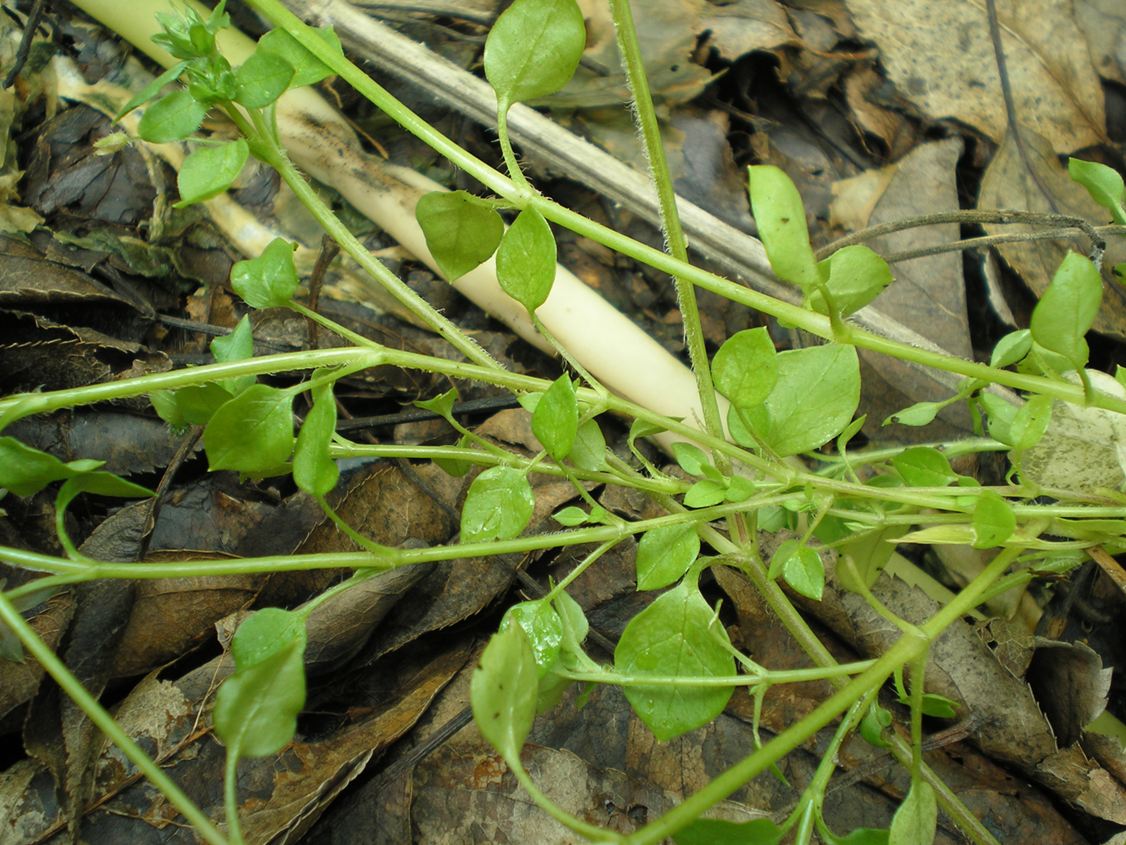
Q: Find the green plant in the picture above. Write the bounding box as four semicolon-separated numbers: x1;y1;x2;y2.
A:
2;1;1124;843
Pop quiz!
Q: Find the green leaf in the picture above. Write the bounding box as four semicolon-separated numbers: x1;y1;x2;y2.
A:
810;245;893;316
1029;252;1102;369
234;50;294;108
672;442;711;477
674;817;785;845
684;479;728;508
231;237;299;308
137;88;207;143
1068;158;1126;224
891;447;956;487
888;780;936;845
496;208;556;312
859;703;892;748
531;374;577;460
884;401;942;428
989;329;1032;369
415;386;459;420
416;191;504;281
471;624;539;762
977;391;1018;446
115;61;189;119
460;466;535;543
55;471;152;504
155;382;234;427
711;327;778;408
615;578;735;739
434;432;473;478
258;26;344;89
569;418;607;471
636;524;700;591
918;693;959;718
293;381;339;496
835;525;907;593
738;344;860;456
972;490;1014;548
204;384;295;474
769;541;824;601
0;437;90;497
501;599;563;677
484;0;586;105
553;506;589;527
209;314;256;395
1010;394;1053;451
175;138;249;207
213;608;307;758
747;165;820;290
827;828;891;845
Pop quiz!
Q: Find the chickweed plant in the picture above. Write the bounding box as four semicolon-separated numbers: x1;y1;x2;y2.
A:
3;1;1125;843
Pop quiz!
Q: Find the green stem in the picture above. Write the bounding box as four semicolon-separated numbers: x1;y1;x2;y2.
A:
0;593;230;845
223;749;245;845
556;659;875;688
607;0;723;446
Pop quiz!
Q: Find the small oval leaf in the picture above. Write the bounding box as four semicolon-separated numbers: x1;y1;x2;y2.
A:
484;0;586;105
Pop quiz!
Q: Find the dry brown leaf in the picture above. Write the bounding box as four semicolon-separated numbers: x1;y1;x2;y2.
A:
699;0;801;61
1075;0;1126;84
978;128;1126;341
831;139;972;439
843;0;1106;151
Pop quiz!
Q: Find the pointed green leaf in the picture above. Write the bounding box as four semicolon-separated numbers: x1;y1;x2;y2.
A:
769;541;824;601
484;0;586;105
570;418;607;471
811;245;893;316
884;401;942;427
748;165;820;290
0;438;88;497
972;490;1015;548
1068;158;1126;224
416;191;504;281
711;326;777;407
137;88;207;143
672;442;711;477
293;381;339;496
989;329;1032;369
234;50;294;108
460;466;535;543
471;624;539;761
176;138;249;207
889;780;936;845
115;61;189;119
258;26;344;89
231;237;300;308
1030;252;1102;369
636;524;700;591
891;447;957;487
204;384;295;474
210;314;256;395
213;608;306;758
683;479;728;508
501;599;563;677
531;374;577;461
615;579;735;739
738;343;860;456
496;208;556;312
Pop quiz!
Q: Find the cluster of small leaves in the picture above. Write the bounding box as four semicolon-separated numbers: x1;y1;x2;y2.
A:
118;0;342;207
416;0;586;311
